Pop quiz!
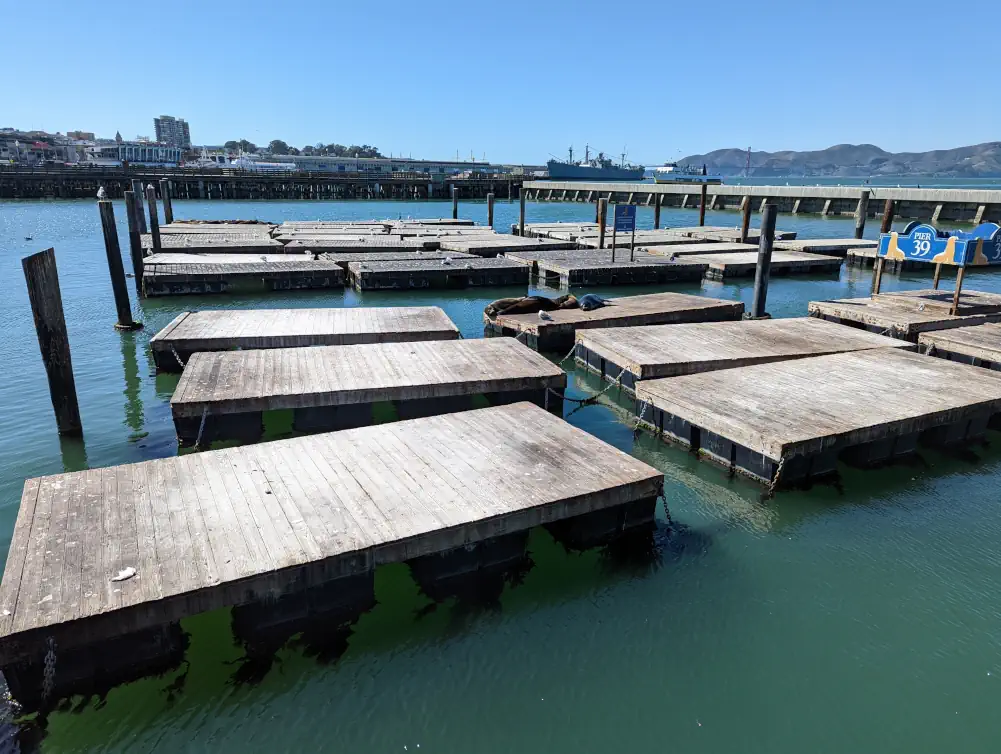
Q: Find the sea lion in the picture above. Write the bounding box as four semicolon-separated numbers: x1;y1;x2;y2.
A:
578;294;610;312
484;294;579;319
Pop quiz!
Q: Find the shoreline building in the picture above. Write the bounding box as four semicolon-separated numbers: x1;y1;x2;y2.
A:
154;115;191;149
251;154;540;176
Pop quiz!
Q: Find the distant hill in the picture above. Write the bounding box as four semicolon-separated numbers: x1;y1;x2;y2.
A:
678;142;1001;178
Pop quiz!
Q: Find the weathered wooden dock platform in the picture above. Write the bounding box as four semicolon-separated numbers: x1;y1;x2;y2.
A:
677;225;797;243
809;290;1001;341
0;402;662;709
319;250;475;268
170;338;566;445
142;254;345;296
688;250;843;280
142;234;284;255
574;230;699;249
644;242;760;256
774;238;877;256
918;323;1001;369
150;306;460;371
519;222;599;240
575;317;910;391
635;348;1001;486
485;291;744;351
535;255;708;286
438;236;577;257
347;257;528;290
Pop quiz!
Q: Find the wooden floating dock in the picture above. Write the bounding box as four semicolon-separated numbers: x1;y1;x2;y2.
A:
809;290;1001;341
149;306;460;371
919;323;1001;369
535;255;708;287
347;257;528;290
438;236;577;257
278;237;440;251
635;348;1001;486
686;250;843;280
774;238;877;256
142;234;284;255
485;291;744;351
170;338;566;445
319;250;475;268
0;402;662;709
676;225;797;243
575;230;702;249
519;222;599;240
142;254;345;296
645;242;760;256
575;317;911;391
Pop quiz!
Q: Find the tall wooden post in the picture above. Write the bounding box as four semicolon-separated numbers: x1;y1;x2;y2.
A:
487;192;495;228
159;179;173;224
598;198;608;249
854;189;871;239
124;191;145;295
518;187;526;236
98;200;140;330
654;193;662;230
739;197;753;243
451;185;458;220
145;184;161;253
131;179;148;232
932;263;943;289
871;257;885;296
951;267;966;316
750;204;777;319
880;199;896;234
611;206;618;263
698;183;708;226
22;249;82;436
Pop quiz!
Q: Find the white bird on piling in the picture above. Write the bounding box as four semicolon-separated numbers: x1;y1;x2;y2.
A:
96;186;107;200
539;310;553;321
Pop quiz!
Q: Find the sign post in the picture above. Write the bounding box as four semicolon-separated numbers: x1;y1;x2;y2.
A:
613;204;637;264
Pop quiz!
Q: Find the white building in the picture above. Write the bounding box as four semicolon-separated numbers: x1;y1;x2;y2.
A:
255;154;507;175
87;141;182;166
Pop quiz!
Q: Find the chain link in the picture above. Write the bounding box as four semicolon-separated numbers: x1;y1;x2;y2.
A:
766;456;787;498
41;636;56;703
633;399;649;435
194;406;208;450
556;342;578;365
170;346;186;369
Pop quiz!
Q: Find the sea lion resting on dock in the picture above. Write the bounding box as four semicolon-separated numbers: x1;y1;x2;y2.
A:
484;294;578;319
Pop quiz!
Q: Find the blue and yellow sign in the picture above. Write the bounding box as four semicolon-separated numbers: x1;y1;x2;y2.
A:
879;222;1001;267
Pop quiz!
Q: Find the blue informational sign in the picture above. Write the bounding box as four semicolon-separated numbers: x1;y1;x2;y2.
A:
878;222;1001;267
613;204;636;234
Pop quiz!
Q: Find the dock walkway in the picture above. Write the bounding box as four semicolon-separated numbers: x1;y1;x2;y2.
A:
485;291;744;351
687;250;843;280
170;339;566;445
919;323;1001;369
636;348;1001;486
347;257;527;290
142;254;344;296
150;307;460;371
575;317;910;391
0;403;662;708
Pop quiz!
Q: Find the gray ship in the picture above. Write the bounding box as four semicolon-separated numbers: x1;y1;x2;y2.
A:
546;146;645;181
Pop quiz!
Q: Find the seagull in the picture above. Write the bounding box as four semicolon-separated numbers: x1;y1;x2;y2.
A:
539;310;554;321
96;186;107;200
24;236;32;241
465;263;473;269
441;256;453;266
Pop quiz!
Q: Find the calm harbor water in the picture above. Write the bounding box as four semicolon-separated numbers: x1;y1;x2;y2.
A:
3;198;1001;752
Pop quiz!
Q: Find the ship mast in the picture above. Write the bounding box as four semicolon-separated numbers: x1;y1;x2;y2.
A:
568;145;573;164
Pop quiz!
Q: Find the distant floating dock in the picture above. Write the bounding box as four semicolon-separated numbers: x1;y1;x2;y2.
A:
142;254;344;296
485;291;744;351
347;257;528;290
142;233;284;255
438;236;577;257
690;250;842;280
0;403;662;709
171;338;566;445
919;323;1001;369
635;348;1001;486
575;317;911;391
809;289;1001;340
150;306;460;371
774;238;877;256
535;254;708;287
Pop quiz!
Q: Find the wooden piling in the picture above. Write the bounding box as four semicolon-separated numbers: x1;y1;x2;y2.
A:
145;184;161;253
698;183;708;226
951;267;966;316
451;185;458;220
654;193;662;230
98;200;140;330
131;179;147;233
750;204;777;319
880;199;896;234
933;263;943;289
159;179;173;224
519;187;526;236
598;198;608;250
739;196;752;243
871;257;885;296
123;191;145;295
854;190;870;239
487;192;495;229
21;249;82;436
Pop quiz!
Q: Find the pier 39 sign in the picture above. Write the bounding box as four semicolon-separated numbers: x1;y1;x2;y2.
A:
878;222;1001;267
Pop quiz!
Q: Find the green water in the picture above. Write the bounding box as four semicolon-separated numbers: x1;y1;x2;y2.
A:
3;199;1001;752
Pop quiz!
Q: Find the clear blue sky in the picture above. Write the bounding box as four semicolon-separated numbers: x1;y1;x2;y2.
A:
4;0;998;164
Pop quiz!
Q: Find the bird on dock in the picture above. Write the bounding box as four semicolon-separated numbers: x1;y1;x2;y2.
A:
539;310;554;321
96;186;107;200
441;256;453;265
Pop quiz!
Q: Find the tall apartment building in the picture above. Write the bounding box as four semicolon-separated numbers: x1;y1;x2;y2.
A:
153;115;191;149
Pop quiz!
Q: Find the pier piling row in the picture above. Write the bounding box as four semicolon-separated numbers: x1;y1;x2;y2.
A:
0;403;663;710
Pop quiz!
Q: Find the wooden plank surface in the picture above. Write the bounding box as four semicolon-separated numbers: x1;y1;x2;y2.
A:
150;306;460;355
0;403;663;661
774;238;878;255
879;289;1001;316
171;338;565;417
348;257;528;290
578;317;912;379
438;236;578;256
636;348;1001;461
918;323;1001;362
686;250;843;277
808;296;1001;337
141;234;283;254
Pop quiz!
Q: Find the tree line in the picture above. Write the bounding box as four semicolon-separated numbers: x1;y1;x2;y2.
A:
223;139;383;159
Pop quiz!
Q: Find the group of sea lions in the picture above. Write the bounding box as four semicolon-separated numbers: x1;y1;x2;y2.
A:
484;293;609;319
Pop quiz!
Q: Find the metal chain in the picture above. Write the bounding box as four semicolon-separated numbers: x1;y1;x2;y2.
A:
633;399;649;435
564;366;630;417
556;342;578;365
170;346;186;369
41;636;56;703
194;406;208;450
766;456;787;498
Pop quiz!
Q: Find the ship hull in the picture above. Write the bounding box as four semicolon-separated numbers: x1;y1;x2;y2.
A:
547;162;645;181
